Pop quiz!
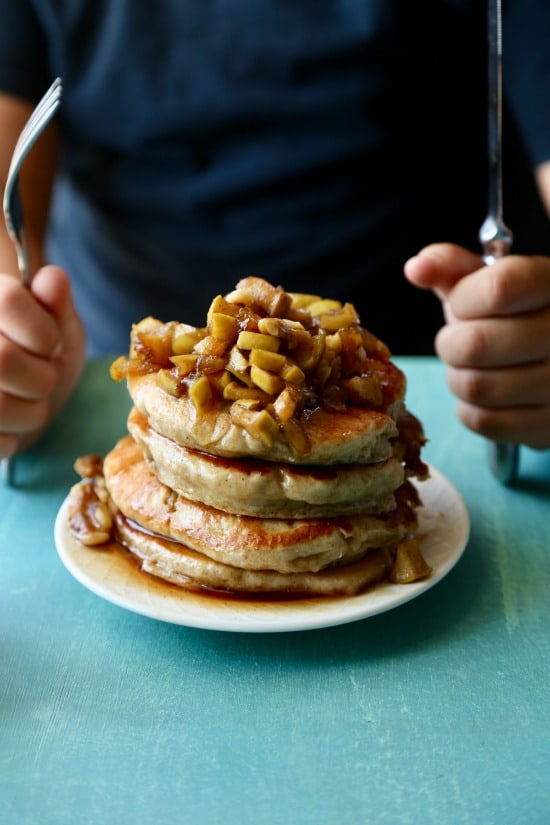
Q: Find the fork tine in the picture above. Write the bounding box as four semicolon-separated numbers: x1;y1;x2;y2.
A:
3;109;62;226
15;77;61;135
9;87;62;180
8;99;62;179
9;79;62;174
4;84;62;214
11;79;62;153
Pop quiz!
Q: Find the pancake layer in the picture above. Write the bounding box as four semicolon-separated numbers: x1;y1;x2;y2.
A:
127;408;405;518
127;372;400;465
114;514;396;596
103;435;416;575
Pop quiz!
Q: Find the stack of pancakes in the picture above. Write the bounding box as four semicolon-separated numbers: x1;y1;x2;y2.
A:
68;277;430;597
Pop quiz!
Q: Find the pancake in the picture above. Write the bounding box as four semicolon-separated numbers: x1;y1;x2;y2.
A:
114;513;396;596
102;435;418;575
127;407;405;518
127;370;400;465
68;277;430;599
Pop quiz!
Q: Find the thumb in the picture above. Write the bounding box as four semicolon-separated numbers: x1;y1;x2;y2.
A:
30;265;84;348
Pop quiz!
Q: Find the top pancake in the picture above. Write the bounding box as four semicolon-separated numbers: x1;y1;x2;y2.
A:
128;371;400;465
113;278;413;465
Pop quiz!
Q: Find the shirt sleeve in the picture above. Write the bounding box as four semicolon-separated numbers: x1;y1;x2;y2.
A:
0;0;50;102
504;0;550;166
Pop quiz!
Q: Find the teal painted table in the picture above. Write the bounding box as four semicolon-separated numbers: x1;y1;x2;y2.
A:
1;357;549;825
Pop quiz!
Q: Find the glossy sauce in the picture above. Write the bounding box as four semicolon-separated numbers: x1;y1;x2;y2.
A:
106;534;345;608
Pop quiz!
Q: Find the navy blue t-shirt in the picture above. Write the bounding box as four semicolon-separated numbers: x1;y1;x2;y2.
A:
1;0;549;354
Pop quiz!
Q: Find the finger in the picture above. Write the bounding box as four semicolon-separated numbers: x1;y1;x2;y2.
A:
0;432;18;460
447;256;550;320
0;391;49;434
31;265;74;325
435;310;550;367
0;332;58;398
445;361;550;409
31;265;85;362
404;243;483;302
455;400;550;450
0;272;60;356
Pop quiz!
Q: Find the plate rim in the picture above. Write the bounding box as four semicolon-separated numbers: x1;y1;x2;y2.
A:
54;463;470;633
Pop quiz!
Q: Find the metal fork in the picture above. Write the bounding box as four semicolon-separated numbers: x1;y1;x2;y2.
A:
479;0;519;485
1;77;63;485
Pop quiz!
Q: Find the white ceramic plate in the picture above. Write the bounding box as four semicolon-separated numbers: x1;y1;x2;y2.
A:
55;464;469;633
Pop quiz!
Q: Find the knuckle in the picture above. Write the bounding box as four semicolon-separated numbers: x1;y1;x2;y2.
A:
0;335;13;374
458;402;498;438
0;391;13;422
437;322;491;366
0;337;57;398
486;263;514;312
451;369;487;405
0;392;49;433
460;324;491;365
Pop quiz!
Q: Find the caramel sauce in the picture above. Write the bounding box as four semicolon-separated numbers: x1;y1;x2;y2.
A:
76;507;394;609
106;532;345;608
186;447;340;481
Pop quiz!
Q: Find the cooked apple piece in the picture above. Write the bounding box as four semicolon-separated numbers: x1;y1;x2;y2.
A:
250;365;285;396
135;321;177;365
110;355;130;381
361;328;391;360
289;292;322;309
172;323;204;354
389;539;432;583
273;387;297;422
235;276;292;318
280;419;310;455
223;381;271;404
339;327;366;372
325;333;342;356
257;317;310;350
230;403;280;447
209;369;232;396
317;303;360;332
280;361;305;384
342;374;383;406
306;298;342;315
315;358;332;384
209;312;239;344
226;346;250;377
237;330;280;352
189;375;214;412
248;348;287;372
157;368;183;396
294;331;325;371
169;353;199;376
196;355;227;375
224;287;255;306
194;334;228;357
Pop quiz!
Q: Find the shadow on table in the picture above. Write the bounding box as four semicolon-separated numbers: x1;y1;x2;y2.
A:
113;519;494;668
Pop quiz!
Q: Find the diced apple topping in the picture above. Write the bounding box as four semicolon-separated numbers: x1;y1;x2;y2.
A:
110;277;396;452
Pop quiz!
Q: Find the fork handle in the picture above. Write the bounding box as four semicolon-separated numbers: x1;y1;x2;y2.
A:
1;456;15;485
